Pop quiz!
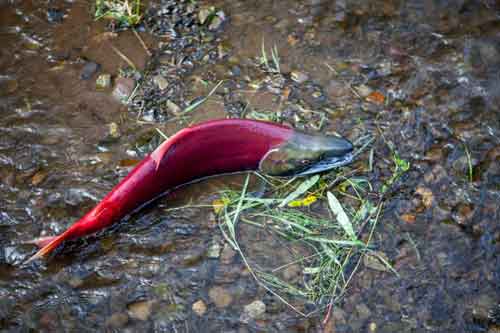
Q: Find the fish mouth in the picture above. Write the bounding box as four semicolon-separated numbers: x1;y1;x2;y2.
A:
258;131;354;177
292;133;354;176
294;151;354;176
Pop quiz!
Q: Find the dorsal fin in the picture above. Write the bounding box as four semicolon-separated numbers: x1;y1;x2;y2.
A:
150;127;192;171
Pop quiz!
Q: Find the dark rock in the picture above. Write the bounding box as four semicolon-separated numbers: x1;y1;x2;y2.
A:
47;8;64;23
81;61;101;80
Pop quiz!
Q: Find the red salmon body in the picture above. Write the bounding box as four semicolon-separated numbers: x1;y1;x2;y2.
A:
27;119;293;261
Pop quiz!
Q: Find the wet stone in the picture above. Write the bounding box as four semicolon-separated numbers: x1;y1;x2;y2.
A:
400;213;416;224
198;7;213;24
106;312;129;328
166;100;181;114
207;239;221;259
108;122;120;138
451;203;475;226
356;84;373;98
208;286;232;308
1;78;18;94
241;300;266;322
220;244;236;264
332;307;347;325
326;79;348;99
464;38;500;76
31;170;48;186
415;186;434;209
47;8;64;23
80;61;101;80
192;299;207;316
355;303;371;320
282;264;301;281
153;75;169;91
127;300;155;321
96;74;111;90
218;42;231;59
112;77;135;103
291;71;309;84
209;12;226;30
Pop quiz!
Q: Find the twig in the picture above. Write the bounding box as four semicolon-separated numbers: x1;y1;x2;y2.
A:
111;45;136;70
133;28;151;57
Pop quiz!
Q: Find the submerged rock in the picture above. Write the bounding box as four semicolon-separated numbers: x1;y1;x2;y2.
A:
291;71;309;84
105;312;129;328
192;300;207;316
127;300;155;321
208;286;232;308
153;75;169;91
47;8;64;23
241;300;266;321
112;77;136;103
96;74;111;90
80;61;100;80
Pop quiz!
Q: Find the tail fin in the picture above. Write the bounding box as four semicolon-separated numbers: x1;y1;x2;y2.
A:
24;229;73;264
25;236;57;248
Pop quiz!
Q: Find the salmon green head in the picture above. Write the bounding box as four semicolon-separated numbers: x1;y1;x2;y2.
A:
258;130;354;176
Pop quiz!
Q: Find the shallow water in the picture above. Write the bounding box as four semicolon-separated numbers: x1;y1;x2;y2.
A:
1;0;499;331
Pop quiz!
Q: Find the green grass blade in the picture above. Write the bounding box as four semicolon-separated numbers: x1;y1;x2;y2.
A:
327;191;356;240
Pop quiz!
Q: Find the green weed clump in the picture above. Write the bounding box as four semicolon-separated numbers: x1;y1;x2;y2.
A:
95;0;143;28
207;134;404;317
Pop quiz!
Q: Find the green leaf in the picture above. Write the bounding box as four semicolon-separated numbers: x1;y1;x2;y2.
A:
327;191;356;240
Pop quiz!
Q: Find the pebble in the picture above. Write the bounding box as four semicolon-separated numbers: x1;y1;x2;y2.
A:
209;11;226;30
2;78;18;93
451;202;474;225
166;100;181;114
472;294;496;322
207;240;221;259
415;186;434;209
108;122;120;138
241;300;266;321
80;61;100;80
400;213;416;224
208;286;232;308
217;42;231;60
355;303;371;320
153;75;169;91
274;19;289;30
332;307;347;325
424;165;448;184
290;71;309;84
96;74;111;90
31;170;48;186
220;244;236;264
106;312;129;328
282;264;301;280
355;84;373;97
326;79;349;99
192;300;207;316
47;8;64;23
112;77;135;103
198;7;213;24
127;300;154;321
